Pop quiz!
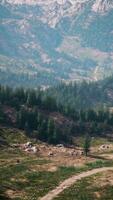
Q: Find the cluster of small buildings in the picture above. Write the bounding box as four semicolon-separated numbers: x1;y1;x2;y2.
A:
99;144;110;151
12;141;112;158
21;142;38;153
48;144;84;157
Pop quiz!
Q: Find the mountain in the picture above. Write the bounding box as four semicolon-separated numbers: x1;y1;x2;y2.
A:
0;0;113;87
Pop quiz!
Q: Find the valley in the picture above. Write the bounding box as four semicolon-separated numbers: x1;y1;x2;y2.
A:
1;126;113;200
0;0;113;199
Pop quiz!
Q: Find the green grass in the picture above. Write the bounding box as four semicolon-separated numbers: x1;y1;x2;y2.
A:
74;136;112;147
86;160;113;168
0;127;28;145
54;171;113;200
1;155;113;200
0;162;83;199
1;127;113;200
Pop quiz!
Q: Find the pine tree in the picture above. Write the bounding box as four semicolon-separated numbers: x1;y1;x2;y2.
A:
38;119;48;141
52;128;58;144
27;90;37;106
83;134;91;156
47;119;55;144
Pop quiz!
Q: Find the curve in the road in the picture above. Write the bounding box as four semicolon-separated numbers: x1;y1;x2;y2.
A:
40;167;113;200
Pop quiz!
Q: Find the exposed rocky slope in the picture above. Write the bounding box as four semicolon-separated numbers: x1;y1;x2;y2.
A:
0;0;113;87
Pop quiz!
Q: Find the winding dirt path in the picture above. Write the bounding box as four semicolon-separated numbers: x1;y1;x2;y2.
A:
40;167;113;200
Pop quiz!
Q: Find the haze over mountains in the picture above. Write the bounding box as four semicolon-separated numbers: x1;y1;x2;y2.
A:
0;0;113;87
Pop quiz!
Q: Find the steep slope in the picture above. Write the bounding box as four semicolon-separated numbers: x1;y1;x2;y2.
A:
0;0;113;87
92;0;113;13
47;76;113;110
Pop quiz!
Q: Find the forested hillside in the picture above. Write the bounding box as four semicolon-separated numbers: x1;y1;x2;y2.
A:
1;77;113;145
47;76;113;110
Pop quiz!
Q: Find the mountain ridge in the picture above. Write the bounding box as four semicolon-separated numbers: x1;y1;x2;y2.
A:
2;0;113;27
0;0;113;87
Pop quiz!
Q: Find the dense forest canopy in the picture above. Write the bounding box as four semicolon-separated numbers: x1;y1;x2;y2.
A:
0;76;113;144
47;76;113;110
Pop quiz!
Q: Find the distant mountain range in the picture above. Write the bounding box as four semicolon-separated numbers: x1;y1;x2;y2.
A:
0;0;113;87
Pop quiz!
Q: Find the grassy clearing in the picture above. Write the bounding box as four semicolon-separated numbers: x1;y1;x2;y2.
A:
1;127;113;200
74;136;112;147
0;159;81;199
0;127;28;145
0;157;84;200
54;171;113;200
1;151;113;200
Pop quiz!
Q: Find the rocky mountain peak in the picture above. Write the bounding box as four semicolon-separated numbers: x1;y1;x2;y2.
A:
0;0;113;87
92;0;113;13
2;0;113;27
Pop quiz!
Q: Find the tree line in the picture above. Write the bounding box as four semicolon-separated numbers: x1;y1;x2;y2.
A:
0;84;113;144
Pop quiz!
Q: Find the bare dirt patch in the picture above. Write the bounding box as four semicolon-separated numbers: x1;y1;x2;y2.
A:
94;191;101;199
37;143;98;167
99;153;113;160
30;163;58;172
40;167;113;200
92;170;113;187
11;177;28;183
6;189;26;199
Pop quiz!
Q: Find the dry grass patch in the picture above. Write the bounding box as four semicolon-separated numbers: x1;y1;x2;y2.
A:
55;169;113;200
92;170;113;187
6;189;26;199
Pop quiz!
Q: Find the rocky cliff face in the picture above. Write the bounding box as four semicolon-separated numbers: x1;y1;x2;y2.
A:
3;0;113;27
0;0;113;87
92;0;113;13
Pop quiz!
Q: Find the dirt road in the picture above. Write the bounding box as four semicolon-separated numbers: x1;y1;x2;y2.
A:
40;167;113;200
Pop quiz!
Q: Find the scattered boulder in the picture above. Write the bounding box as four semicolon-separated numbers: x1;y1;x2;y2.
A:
20;141;38;154
56;144;64;148
31;146;38;153
48;152;54;156
24;146;38;153
25;142;32;148
69;150;75;156
69;150;83;157
80;151;84;156
99;144;110;151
